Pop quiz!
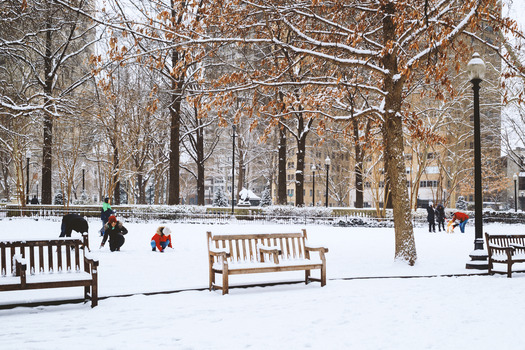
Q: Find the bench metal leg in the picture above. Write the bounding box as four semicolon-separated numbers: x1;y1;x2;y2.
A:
305;270;310;284
507;262;513;278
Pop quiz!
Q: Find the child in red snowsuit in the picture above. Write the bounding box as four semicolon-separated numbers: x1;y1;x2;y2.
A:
151;226;172;252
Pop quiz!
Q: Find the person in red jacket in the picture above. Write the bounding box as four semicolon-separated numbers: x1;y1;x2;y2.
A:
451;212;469;233
151;226;173;252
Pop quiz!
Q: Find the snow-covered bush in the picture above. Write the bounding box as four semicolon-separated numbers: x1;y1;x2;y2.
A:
259;188;272;207
261;205;333;217
213;188;229;207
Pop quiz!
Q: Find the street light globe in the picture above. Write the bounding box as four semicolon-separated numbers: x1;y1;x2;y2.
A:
514;173;518;181
325;156;331;167
311;164;316;171
27;150;32;158
467;52;486;81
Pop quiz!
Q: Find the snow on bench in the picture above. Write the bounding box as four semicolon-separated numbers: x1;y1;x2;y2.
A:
0;234;99;307
485;233;525;278
207;229;328;294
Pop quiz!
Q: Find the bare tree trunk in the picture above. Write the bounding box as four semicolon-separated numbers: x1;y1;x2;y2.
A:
277;125;287;205
295;119;306;206
196;124;205;205
41;15;53;204
382;2;416;265
113;147;120;205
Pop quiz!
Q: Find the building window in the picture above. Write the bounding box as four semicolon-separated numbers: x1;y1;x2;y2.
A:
287;189;294;196
288;162;295;169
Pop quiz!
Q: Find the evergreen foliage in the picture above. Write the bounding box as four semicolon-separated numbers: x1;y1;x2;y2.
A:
213;187;228;207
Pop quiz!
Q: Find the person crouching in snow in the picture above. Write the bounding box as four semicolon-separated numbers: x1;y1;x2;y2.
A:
100;215;128;252
151;226;172;252
450;211;469;233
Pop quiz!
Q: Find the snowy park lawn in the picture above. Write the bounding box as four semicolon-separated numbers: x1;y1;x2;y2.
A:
1;218;525;349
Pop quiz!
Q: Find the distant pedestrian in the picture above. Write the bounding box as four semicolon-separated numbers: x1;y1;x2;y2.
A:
100;197;114;237
451;212;469;233
150;226;173;252
435;203;446;232
100;215;127;252
60;213;89;238
30;195;39;204
426;202;436;233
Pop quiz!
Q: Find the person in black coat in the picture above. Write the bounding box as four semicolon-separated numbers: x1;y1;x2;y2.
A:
100;215;128;252
426;202;436;233
60;213;89;237
435;203;446;232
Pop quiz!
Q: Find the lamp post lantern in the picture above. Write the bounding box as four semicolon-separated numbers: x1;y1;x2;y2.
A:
466;52;488;269
514;173;518;212
324;156;331;208
232;125;236;215
311;164;316;206
26;151;31;204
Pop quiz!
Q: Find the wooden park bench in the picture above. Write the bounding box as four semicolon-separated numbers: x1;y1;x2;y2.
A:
207;229;328;294
0;234;99;307
485;233;525;278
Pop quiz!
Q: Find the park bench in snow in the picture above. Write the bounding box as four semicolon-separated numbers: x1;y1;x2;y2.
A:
485;233;525;278
0;234;99;307
207;229;328;294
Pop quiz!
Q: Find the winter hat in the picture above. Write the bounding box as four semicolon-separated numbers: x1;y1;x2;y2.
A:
162;227;172;235
108;215;117;224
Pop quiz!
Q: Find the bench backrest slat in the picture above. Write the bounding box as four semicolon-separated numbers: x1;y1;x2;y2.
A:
0;238;87;277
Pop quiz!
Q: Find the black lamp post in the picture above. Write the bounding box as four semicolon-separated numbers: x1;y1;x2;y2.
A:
466;52;488;269
26;150;31;204
311;164;316;206
81;162;86;193
514;173;518;212
325;156;330;208
36;181;39;202
232;124;236;215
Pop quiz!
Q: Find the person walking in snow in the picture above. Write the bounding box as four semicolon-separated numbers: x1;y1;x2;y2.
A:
100;197;114;237
435;203;446;232
426;202;436;233
150;226;173;252
100;215;127;252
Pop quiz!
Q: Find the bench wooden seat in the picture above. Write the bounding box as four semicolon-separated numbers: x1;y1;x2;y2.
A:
0;234;99;307
207;229;328;294
485;233;525;278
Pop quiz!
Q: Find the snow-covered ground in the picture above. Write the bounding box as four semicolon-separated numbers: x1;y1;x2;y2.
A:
1;217;524;349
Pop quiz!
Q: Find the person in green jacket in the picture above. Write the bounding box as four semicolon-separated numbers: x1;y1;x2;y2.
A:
100;197;114;237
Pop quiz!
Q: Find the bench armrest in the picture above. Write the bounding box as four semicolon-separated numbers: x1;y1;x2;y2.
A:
257;244;281;264
305;245;329;253
509;244;525;249
209;250;230;259
12;254;27;286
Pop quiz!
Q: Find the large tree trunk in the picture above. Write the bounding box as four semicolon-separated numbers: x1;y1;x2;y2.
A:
277;125;287;205
295;116;306;207
41;16;53;204
137;173;146;204
353;118;367;208
382;2;417;265
168;52;182;205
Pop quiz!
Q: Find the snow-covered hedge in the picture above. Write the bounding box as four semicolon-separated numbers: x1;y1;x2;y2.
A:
260;205;333;218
